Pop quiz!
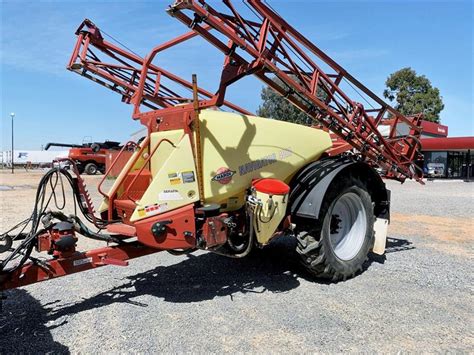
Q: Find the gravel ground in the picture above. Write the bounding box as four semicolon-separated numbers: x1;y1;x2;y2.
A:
0;170;472;353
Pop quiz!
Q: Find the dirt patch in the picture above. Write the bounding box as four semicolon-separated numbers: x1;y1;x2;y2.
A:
390;212;473;257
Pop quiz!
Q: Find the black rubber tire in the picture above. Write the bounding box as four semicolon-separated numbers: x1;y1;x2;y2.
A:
84;162;98;175
296;175;375;281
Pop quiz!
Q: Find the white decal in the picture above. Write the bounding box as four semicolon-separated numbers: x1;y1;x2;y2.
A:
159;189;184;201
73;257;93;267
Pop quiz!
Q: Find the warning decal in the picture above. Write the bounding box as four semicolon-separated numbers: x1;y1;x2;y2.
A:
138;203;169;217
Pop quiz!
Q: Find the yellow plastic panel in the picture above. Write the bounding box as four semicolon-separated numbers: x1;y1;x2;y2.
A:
130;133;199;222
253;191;288;245
150;130;184;176
199;110;332;208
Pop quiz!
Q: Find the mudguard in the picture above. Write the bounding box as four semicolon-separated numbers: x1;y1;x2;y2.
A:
290;156;390;221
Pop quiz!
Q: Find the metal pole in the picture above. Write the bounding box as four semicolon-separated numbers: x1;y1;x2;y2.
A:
192;74;204;204
10;112;15;174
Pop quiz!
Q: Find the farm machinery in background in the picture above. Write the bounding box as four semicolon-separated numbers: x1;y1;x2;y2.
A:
45;141;122;175
0;0;423;294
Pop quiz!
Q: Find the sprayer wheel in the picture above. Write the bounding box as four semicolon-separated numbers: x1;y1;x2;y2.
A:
296;175;374;281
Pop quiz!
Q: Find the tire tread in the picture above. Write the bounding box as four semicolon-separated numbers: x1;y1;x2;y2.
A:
295;173;375;281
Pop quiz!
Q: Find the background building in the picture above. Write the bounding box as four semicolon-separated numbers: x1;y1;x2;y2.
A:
419;121;473;179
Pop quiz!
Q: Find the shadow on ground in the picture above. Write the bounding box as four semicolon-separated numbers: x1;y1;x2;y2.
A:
386;237;414;253
0;289;70;353
369;237;414;264
49;237;306;315
0;236;414;352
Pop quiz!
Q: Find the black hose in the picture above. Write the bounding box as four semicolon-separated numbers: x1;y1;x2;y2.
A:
0;167;119;274
50;211;122;244
1;168;65;273
212;206;255;259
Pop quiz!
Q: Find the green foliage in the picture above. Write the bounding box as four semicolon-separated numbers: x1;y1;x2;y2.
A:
256;85;312;125
383;67;444;123
256;76;327;125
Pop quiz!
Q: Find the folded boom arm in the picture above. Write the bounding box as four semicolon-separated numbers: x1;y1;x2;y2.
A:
67;19;250;115
167;0;423;182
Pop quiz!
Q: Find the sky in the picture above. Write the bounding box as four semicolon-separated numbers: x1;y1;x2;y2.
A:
1;0;473;150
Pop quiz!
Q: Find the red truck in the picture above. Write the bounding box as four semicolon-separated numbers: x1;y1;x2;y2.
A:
45;141;121;175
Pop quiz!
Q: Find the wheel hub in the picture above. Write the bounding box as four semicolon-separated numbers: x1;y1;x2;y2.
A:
328;192;367;261
330;214;342;234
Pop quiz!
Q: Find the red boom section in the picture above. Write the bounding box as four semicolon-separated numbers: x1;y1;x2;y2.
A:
167;0;423;182
67;19;250;115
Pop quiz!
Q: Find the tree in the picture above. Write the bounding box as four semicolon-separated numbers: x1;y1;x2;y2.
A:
256;76;326;125
257;85;311;125
383;67;444;123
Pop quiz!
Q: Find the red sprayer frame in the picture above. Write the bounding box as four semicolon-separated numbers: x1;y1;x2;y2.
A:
1;242;159;290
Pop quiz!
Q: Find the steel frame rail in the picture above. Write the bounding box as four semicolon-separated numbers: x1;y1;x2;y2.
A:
167;0;424;182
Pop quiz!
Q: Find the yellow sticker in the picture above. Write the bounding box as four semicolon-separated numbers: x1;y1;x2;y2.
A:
170;178;182;185
138;208;146;217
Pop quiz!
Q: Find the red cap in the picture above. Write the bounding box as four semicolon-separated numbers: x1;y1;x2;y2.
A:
252;178;290;195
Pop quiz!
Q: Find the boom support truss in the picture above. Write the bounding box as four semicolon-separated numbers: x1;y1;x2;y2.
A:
167;0;423;182
67;19;250;115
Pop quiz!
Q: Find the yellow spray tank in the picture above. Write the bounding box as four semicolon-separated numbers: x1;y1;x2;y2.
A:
199;110;332;208
115;109;332;224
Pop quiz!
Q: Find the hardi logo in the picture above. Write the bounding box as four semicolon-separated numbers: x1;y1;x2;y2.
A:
437;127;446;133
212;167;236;185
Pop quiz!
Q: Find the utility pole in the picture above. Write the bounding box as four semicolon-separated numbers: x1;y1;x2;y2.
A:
11;112;15;174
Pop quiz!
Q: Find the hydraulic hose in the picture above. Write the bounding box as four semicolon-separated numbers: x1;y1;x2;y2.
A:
212;206;255;259
50;211;122;244
0;166;120;275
